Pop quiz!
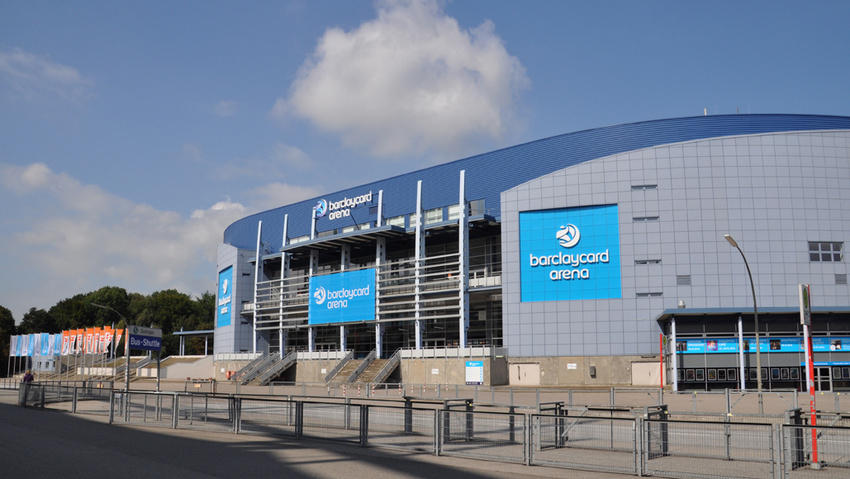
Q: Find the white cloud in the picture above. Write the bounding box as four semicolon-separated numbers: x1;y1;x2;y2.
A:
246;181;322;211
0;163;247;318
272;0;529;159
212;142;314;180
214;100;237;117
0;48;93;103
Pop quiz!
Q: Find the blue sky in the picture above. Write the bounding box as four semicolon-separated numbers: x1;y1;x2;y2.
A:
1;0;848;321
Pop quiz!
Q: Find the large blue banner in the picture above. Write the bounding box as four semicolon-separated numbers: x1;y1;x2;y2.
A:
519;204;621;302
309;269;376;325
676;336;848;354
217;267;233;328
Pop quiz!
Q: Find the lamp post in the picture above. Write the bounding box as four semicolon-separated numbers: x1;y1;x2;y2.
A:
92;303;130;392
723;234;763;392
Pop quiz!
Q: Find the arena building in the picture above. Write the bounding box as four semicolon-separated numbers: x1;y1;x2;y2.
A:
215;114;850;391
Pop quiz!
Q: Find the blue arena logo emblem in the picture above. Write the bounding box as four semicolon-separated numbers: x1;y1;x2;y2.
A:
314;199;328;218
556;224;580;248
313;286;327;305
221;278;228;295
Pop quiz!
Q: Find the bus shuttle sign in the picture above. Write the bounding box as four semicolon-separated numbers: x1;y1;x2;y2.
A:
128;325;163;351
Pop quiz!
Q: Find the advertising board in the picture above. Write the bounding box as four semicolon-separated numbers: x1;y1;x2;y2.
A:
519;204;621;301
308;268;376;325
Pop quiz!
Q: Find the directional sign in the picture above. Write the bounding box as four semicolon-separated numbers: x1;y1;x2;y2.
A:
128;325;163;351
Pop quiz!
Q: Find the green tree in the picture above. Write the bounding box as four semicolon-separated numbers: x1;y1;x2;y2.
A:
87;286;132;327
17;308;58;334
0;305;16;373
49;294;90;331
133;290;199;355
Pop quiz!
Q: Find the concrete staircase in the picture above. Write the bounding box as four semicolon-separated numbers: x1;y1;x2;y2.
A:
331;359;364;384
354;359;388;383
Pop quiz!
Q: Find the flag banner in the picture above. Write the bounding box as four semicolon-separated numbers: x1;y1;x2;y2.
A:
62;331;71;356
76;330;83;354
115;329;124;351
41;333;50;356
93;327;101;355
53;333;61;356
33;334;42;357
27;334;34;357
103;326;114;354
10;335;18;357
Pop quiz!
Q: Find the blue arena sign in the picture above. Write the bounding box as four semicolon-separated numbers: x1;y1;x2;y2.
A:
308;268;376;325
519;204;622;301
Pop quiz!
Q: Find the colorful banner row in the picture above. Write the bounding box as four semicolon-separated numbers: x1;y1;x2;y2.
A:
8;327;124;357
676;336;848;354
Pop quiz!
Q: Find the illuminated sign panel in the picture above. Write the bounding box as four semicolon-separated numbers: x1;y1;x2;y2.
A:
309;268;376;325
519;205;621;302
217;267;233;327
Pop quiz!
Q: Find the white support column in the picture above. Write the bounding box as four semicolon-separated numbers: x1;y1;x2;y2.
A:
671;315;678;392
252;221;263;354
375;236;386;359
308;249;319;353
279;214;289;359
414;180;424;350
376;190;384;227
340;325;347;351
738;315;746;390
375;322;382;359
458;170;469;349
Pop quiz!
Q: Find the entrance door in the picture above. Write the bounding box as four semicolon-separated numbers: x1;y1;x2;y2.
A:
814;366;832;392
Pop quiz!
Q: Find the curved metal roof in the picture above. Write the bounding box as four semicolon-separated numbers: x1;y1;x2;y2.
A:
224;114;850;251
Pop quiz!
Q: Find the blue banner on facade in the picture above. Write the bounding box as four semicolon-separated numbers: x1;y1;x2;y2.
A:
519;204;622;302
217;267;233;328
676;336;848;354
308;269;376;325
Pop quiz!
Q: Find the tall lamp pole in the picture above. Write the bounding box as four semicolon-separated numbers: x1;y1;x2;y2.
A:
91;303;130;392
724;234;763;392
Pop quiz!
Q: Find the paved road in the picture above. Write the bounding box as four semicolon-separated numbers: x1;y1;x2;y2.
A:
0;390;631;479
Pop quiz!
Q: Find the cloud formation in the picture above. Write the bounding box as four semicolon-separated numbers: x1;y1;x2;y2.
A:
0;48;93;103
0;163;248;317
272;0;529;158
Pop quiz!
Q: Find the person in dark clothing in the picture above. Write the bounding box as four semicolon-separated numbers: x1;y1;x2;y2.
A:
22;371;34;382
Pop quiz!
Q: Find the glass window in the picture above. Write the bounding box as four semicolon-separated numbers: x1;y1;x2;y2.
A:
809;242;843;262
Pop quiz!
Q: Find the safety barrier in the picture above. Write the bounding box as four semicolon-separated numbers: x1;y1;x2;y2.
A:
28;390;840;479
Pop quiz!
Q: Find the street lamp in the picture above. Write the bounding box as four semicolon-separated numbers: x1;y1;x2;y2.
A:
92;303;130;392
723;234;763;392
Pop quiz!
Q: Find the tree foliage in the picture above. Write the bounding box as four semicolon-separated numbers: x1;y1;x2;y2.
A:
1;286;215;357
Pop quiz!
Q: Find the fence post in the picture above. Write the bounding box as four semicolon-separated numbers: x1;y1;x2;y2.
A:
172;394;179;429
404;397;413;434
435;409;442;456
784;408;804;470
233;397;241;434
295;401;303;438
359;405;369;445
525;414;532;466
72;386;78;413
108;391;115;424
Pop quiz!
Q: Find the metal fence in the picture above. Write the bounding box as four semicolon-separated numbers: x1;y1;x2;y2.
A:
11;384;850;479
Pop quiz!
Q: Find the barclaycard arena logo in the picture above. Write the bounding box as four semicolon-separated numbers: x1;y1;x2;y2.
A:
556;224;580;248
313;191;373;220
529;223;609;281
313;284;371;309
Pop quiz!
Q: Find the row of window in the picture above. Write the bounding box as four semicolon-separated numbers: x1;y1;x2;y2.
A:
679;366;850;382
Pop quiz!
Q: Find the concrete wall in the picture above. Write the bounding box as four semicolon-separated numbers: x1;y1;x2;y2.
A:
507;355;660;386
400;357;508;386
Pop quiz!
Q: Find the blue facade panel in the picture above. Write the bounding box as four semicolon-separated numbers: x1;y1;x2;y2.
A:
224;114;850;251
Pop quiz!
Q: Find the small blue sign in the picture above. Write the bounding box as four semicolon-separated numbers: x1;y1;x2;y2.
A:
217;267;233;328
309;269;376;325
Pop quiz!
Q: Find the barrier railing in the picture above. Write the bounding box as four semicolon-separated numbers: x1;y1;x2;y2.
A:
17;387;850;479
